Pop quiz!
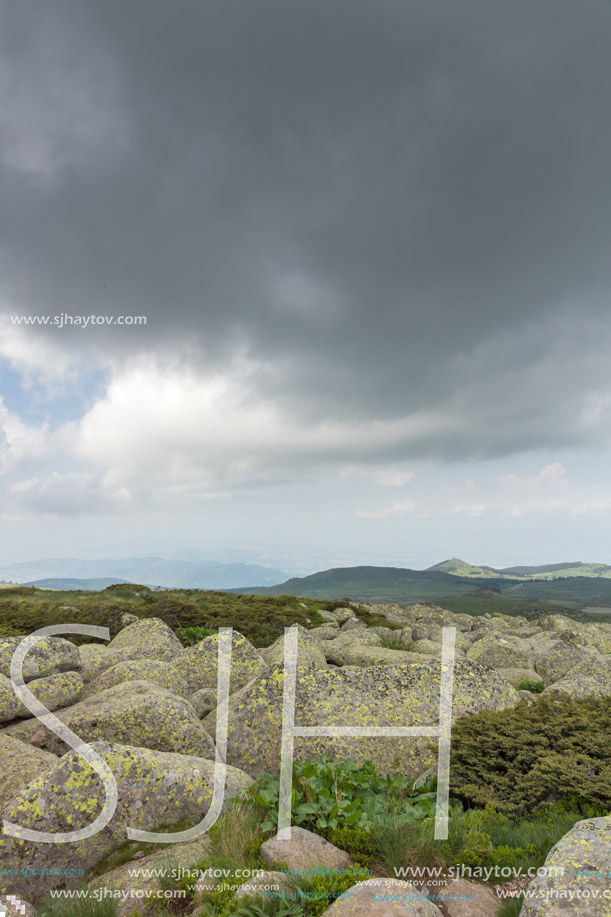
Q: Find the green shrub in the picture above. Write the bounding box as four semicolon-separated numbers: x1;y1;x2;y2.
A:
250;757;437;834
450;695;611;815
516;678;545;693
378;634;405;650
176;625;215;646
395;803;583;879
324;826;376;867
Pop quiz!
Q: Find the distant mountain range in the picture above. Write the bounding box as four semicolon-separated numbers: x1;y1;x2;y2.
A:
233;559;611;609
0;556;291;590
427;557;611;580
4;555;611;607
24;578;131;591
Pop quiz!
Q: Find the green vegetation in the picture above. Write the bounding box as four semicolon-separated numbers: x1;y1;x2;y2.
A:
37;891;118;917
515;678;546;693
451;696;611;815
436;593;575;619
176;625;214;646
250;756;438;834
0;587;353;648
496;898;525;916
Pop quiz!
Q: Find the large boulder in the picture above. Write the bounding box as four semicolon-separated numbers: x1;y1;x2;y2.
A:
260;825;353;872
0;636;81;682
0;896;35;917
0;674;21;724
175;631;266;694
537;616;611;654
534;641;597;684
6;680;215;758
78;643;114;682
13;671;84;718
262;626;327;671
495;668;542;688
0;735;57;812
204;659;518;778
0;742;252;900
89;834;211;916
81;659;190;699
543;675;611;700
520;815;611;915
320;878;443;915
105;617;183;663
467;635;532;671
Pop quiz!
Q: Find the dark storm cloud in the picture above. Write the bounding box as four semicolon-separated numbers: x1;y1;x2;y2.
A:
2;0;611;455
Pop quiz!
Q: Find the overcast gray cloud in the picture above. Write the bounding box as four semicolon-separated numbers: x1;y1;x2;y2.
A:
2;0;611;456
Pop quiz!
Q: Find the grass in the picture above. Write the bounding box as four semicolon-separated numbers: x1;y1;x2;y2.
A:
496;897;525;916
37;890;118;917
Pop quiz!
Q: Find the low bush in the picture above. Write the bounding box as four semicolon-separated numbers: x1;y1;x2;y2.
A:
515;678;546;693
450;695;611;815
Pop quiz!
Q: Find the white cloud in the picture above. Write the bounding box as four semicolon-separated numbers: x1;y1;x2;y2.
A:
357;500;416;519
0;313;77;388
447;504;487;517
373;469;414;487
0;398;48;477
497;473;522;486
529;462;567;487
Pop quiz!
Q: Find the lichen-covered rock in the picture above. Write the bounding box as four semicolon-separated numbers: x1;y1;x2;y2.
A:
0;674;21;724
261;626;327;671
78;643;114;682
13;671;84;718
0;742;252;900
106;617;183;663
410;639;441;656
308;623;341;641
537;616;611;653
175;631;266;694
320;878;442;915
340;617;365;632
496;668;543;688
466;635;531;670
90;834;211;916
0;895;36;917
82;659;189;699
534;641;596;684
204;659;518;778
190;687;218;718
563;656;611;680
368;626;400;640
119;612;139;628
520;815;611;915
235;871;293;900
0;636;81;682
319;640;429;668
6;680;215;758
260;825;353;872
0;735;57;812
438;878;498;916
412;623;443;643
543;675;611;700
318;608;355;624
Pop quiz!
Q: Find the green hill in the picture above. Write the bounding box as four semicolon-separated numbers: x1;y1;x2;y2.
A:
427;558;611;581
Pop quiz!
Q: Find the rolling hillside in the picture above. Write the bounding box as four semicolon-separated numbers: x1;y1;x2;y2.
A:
429;557;611;580
234;564;611;615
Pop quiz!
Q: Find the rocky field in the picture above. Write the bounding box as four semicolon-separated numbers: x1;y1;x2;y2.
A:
1;597;610;916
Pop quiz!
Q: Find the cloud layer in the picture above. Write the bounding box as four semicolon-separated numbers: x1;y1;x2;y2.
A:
2;0;611;560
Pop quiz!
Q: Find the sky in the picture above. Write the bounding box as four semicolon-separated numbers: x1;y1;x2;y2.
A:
1;0;611;573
